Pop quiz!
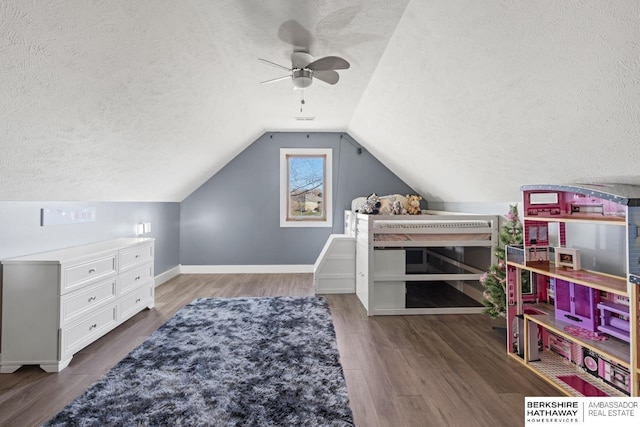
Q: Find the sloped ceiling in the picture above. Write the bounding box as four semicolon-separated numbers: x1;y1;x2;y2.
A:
351;0;640;202
1;0;639;203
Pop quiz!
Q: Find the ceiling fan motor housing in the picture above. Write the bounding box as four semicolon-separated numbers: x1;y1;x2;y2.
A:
292;68;313;89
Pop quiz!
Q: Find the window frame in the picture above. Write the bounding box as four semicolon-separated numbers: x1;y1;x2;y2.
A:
279;148;332;228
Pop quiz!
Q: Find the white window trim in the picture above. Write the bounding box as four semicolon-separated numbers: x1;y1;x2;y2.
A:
280;148;332;228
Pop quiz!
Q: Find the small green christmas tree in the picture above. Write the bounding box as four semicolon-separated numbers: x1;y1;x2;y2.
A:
480;204;525;318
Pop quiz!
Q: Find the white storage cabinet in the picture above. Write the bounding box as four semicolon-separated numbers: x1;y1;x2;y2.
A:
0;238;155;373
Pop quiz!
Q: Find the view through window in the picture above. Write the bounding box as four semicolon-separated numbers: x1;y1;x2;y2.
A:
280;148;332;227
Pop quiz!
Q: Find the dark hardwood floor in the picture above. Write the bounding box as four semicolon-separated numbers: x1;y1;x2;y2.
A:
0;273;557;426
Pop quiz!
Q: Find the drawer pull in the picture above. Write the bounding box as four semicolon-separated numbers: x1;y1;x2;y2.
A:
88;296;97;302
135;298;141;303
135;254;141;258
135;276;141;281
88;268;96;274
89;323;98;330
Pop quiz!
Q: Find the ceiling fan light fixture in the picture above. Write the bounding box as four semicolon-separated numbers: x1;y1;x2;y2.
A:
292;68;312;89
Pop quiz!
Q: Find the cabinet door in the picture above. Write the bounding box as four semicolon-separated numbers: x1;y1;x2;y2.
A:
573;284;593;319
555;279;571;314
554;279;598;330
573;283;597;330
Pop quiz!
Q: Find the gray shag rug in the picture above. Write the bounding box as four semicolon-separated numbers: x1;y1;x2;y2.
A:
44;296;354;427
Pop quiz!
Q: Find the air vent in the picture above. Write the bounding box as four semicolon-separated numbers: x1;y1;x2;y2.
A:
294;116;316;121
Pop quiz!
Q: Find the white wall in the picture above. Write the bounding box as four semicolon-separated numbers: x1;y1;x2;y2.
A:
350;0;640;203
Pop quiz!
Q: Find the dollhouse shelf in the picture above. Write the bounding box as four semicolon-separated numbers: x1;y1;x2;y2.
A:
507;261;628;296
597;301;631;342
523;215;625;225
509;351;627;397
524;303;630;366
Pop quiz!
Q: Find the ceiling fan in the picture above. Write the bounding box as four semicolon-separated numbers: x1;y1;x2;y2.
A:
258;51;350;89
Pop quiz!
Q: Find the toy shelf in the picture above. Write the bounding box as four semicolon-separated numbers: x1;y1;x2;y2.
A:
507;261;628;296
509;351;627;397
597;301;631;342
523;215;626;226
524;304;630;367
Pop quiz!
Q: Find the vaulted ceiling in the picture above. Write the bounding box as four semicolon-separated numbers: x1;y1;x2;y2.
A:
1;0;639;203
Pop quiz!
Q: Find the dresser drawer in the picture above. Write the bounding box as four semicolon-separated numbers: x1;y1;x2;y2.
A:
60;304;118;359
120;243;153;272
119;263;154;294
119;282;153;322
63;254;117;294
60;278;117;325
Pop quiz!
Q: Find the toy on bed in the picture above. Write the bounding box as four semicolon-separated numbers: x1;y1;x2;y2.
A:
406;194;423;215
356;193;381;215
391;200;407;215
351;194;409;215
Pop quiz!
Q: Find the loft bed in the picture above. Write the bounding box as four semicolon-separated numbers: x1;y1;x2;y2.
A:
348;208;499;316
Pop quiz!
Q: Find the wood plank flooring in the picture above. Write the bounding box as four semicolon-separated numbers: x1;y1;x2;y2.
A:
0;273;558;426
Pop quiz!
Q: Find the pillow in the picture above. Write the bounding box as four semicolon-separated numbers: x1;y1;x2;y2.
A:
378;198;394;215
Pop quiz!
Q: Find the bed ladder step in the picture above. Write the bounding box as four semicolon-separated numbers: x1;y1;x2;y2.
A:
314;234;356;294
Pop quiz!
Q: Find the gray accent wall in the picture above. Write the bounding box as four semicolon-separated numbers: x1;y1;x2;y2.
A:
180;132;418;266
0;202;180;275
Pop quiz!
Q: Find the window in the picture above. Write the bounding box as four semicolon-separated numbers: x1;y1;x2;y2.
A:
280;148;332;227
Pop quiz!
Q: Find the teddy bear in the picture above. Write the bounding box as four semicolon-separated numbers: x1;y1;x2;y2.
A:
405;194;422;215
391;199;407;215
356;193;381;215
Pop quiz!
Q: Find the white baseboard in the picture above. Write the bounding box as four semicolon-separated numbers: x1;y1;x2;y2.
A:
179;264;315;274
315;288;355;294
155;265;181;287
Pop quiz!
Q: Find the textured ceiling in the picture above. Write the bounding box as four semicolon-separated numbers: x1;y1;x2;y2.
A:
1;0;639;203
351;0;640;202
0;0;409;201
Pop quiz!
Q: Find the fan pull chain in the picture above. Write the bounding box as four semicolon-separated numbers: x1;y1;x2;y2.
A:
300;90;305;112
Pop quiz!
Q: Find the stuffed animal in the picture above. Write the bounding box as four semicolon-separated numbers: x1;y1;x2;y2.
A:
378;197;394;215
391;199;407;215
357;193;381;215
405;194;422;215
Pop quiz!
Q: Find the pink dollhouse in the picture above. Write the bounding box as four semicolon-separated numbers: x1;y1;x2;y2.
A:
504;183;639;397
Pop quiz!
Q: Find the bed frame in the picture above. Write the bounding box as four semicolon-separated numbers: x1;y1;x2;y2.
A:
350;210;499;315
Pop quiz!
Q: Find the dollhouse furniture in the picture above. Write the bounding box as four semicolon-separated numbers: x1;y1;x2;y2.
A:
0;238;155;373
570;203;604;215
505;183;639;397
597;301;631;343
554;279;599;331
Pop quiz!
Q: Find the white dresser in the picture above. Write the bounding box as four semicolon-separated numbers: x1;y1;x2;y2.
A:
0;238;155;373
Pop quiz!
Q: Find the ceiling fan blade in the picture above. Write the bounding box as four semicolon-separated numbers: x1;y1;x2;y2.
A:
314;70;340;85
258;58;291;72
260;75;292;84
291;51;313;69
307;56;350;71
278;20;313;51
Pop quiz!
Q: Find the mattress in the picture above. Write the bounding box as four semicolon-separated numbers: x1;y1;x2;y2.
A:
372;219;491;229
372;219;492;242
